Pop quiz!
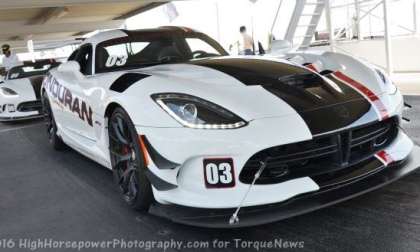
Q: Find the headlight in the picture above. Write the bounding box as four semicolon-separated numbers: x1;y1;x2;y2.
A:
0;87;17;97
152;93;247;129
375;68;397;95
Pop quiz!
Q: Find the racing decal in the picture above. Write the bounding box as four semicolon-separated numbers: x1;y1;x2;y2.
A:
304;65;389;121
191;58;373;135
203;158;235;188
304;64;334;76
375;150;394;166
304;61;390;122
105;55;128;68
110;73;151;93
303;63;318;72
331;71;389;121
138;135;150;167
10;73;19;79
44;76;93;127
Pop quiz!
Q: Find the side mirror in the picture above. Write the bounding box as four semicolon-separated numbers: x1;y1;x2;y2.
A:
57;61;80;73
270;40;293;55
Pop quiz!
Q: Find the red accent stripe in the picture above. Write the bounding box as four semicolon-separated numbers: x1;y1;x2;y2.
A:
305;64;318;72
376;150;394;166
333;71;389;120
138;135;149;167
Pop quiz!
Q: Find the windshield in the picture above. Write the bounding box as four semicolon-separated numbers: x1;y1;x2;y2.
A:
95;31;228;73
7;64;57;80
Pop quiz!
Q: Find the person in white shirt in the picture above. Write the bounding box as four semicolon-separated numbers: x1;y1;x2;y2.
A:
230;26;255;55
2;44;21;72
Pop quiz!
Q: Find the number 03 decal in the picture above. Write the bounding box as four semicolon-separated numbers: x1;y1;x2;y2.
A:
204;158;235;188
105;55;128;68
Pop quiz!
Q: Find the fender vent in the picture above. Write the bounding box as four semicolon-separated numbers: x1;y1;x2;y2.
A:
110;73;150;93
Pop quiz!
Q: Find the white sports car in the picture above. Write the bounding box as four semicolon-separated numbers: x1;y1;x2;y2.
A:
42;27;420;228
0;60;59;121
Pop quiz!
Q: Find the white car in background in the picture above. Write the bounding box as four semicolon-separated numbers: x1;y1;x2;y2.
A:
42;27;420;228
0;60;59;122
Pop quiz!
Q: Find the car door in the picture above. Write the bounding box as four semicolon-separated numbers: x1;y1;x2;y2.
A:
48;49;79;131
61;44;98;143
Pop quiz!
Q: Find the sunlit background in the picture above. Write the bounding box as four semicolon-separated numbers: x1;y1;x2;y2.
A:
5;0;419;62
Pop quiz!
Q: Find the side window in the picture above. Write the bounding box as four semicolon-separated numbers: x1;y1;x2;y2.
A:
186;38;221;55
100;43;129;69
74;45;93;75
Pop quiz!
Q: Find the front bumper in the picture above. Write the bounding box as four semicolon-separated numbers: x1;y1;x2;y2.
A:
149;145;420;228
0;100;42;122
138;117;413;209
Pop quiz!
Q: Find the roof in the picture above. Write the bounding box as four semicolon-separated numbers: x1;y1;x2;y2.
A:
84;26;199;45
84;30;128;45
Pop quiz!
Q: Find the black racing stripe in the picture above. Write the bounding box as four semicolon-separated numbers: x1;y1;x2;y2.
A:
190;58;373;135
28;75;45;99
297;100;373;135
110;73;150;93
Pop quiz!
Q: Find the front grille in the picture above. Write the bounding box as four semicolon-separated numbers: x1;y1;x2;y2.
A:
240;117;399;185
17;100;42;112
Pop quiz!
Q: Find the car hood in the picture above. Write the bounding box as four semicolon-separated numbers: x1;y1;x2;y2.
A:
0;78;38;99
138;57;379;134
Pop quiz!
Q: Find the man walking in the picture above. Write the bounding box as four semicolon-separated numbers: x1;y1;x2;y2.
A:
2;44;21;72
230;26;255;55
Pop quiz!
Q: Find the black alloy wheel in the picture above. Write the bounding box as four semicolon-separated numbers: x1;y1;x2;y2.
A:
108;107;153;210
42;92;66;150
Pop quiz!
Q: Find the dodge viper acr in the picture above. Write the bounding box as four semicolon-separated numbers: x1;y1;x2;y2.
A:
41;27;420;228
0;60;59;121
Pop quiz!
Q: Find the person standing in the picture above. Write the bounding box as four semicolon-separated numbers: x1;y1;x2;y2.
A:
230;26;255;55
2;44;21;72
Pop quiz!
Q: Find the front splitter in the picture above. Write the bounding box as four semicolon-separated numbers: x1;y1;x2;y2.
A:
149;146;420;228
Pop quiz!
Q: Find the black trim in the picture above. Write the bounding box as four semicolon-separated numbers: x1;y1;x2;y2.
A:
110;73;150;93
190;58;374;135
145;170;178;191
240;117;399;185
320;70;334;75
148;146;420;228
142;136;180;170
28;75;45;99
17;100;42;112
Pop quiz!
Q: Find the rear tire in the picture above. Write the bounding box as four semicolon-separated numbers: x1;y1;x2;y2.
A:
108;107;153;211
42;92;66;151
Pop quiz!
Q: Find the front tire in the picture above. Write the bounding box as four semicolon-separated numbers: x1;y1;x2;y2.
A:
108;107;153;211
42;92;66;151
